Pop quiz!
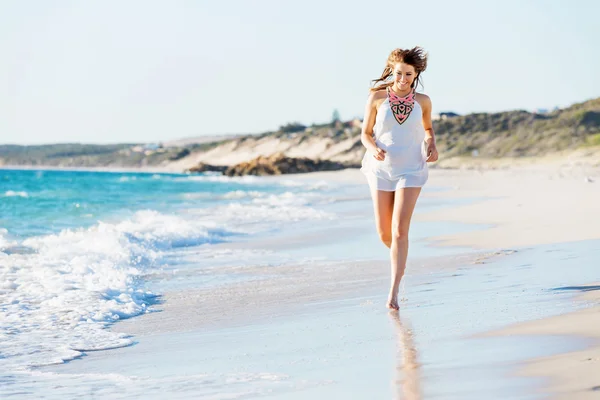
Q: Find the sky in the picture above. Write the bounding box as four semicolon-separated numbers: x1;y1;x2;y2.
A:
1;0;599;145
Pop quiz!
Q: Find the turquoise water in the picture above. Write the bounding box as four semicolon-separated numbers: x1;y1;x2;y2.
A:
0;168;342;372
0;169;289;239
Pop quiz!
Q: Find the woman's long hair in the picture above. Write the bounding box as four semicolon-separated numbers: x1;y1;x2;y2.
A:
370;47;428;92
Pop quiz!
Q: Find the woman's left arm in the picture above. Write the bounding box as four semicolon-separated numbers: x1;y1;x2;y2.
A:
419;94;439;162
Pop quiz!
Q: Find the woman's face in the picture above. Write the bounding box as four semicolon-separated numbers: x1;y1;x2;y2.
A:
392;62;417;91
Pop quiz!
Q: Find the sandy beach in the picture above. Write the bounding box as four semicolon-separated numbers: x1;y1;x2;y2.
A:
2;1;598;398
424;160;600;399
15;158;599;399
312;161;600;399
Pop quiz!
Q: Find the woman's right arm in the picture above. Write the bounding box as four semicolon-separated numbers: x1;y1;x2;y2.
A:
361;92;386;161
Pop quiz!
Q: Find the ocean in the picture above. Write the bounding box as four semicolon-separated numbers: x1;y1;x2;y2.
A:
0;169;350;371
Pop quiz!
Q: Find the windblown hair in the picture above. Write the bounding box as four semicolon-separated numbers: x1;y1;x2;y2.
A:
370;47;428;92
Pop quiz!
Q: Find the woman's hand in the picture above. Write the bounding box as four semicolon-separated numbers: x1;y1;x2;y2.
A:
425;138;438;162
372;146;386;161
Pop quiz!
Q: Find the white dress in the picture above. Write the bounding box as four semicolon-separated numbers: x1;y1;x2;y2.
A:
360;89;428;191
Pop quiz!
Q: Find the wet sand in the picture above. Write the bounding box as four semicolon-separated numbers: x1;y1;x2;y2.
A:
32;239;597;399
423;164;600;400
487;285;600;400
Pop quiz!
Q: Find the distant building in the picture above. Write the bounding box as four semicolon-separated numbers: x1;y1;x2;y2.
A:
144;143;162;150
432;112;460;121
533;107;559;115
131;143;163;154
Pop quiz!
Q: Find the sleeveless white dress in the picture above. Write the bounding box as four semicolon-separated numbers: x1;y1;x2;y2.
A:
360;89;428;191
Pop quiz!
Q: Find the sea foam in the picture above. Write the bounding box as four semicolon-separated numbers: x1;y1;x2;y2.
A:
0;210;232;369
3;190;29;198
0;189;333;370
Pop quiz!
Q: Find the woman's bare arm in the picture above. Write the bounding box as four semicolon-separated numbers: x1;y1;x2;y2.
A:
417;94;439;162
418;94;435;142
361;92;386;161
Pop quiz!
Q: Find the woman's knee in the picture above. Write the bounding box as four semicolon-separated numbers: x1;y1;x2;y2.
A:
391;226;409;242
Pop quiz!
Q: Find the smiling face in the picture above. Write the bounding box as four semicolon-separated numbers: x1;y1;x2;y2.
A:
392;62;417;91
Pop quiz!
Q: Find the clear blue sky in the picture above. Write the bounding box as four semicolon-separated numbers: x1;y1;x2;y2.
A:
1;0;598;144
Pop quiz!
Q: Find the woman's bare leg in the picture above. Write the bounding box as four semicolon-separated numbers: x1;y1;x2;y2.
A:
368;184;395;248
388;187;422;310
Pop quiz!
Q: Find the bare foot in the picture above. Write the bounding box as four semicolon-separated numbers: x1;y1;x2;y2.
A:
387;294;399;310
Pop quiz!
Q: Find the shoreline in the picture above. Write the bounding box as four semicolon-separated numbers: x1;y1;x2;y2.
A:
13;163;600;398
110;248;513;338
38;238;598;399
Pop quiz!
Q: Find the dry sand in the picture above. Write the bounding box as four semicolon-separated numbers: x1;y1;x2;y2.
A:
303;162;600;250
418;167;600;249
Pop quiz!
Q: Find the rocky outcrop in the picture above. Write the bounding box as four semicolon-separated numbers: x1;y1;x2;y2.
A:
223;152;353;176
185;162;227;173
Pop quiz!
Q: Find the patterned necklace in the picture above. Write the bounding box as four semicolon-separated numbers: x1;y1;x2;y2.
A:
388;87;415;125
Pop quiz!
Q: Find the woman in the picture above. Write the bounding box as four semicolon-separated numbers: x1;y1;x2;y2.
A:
360;47;439;310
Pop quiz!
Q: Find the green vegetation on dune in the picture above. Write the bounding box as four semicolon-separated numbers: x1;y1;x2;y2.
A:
586;133;600;147
433;98;600;157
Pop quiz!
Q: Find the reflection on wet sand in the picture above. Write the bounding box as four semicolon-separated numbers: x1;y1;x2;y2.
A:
390;311;421;400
